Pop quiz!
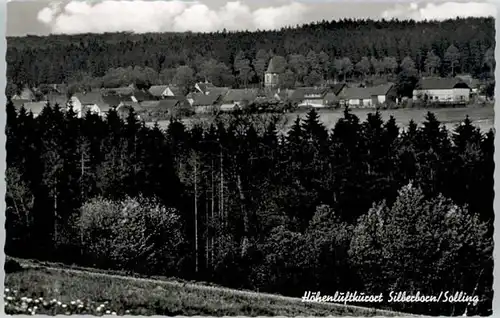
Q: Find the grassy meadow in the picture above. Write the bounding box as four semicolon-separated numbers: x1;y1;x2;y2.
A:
148;105;495;133
5;261;404;316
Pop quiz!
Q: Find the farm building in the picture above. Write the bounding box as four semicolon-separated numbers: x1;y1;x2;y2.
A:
340;83;397;108
191;93;222;114
455;74;481;94
291;87;330;108
70;92;111;118
102;94;135;108
44;93;69;108
207;86;230;96
132;90;154;102
220;89;259;111
148;85;183;99
12;87;36;101
194;82;230;96
116;102;144;119
329;83;347;96
413;78;470;104
139;98;186;120
18;101;50;117
140;100;162;111
254;89;281;103
11;99;31;110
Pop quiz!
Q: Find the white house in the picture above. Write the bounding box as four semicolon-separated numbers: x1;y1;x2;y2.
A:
291;87;330;108
340;83;397;108
70;92;110;118
413;78;471;104
148;85;183;99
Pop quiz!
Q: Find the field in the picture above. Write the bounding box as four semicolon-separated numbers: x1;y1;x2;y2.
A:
149;105;495;133
298;105;495;132
4;259;405;316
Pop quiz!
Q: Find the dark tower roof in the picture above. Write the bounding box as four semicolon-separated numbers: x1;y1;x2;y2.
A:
266;57;286;74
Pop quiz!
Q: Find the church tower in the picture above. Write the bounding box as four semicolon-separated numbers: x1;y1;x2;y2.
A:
265;57;285;89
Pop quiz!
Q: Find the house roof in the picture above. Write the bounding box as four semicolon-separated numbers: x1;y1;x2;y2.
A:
416;77;470;90
192;93;221;106
44;93;68;107
341;83;395;100
74;92;105;105
455;74;473;82
102;94;132;107
117;102;144;113
73;92;112;112
15;87;35;101
23;101;50;115
196;82;216;93
223;89;259;103
324;92;339;102
148;85;169;97
158;99;180;110
121;101;141;108
133;90;153;101
207;87;230;96
290;87;329;100
169;86;184;96
255;89;288;103
330;83;347;95
266;56;286;74
140;100;162;108
455;75;480;88
12;99;31;110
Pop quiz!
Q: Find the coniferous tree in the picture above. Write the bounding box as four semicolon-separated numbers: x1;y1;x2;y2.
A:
6;100;18;167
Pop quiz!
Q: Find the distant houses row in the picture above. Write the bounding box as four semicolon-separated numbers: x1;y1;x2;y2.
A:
10;76;477;119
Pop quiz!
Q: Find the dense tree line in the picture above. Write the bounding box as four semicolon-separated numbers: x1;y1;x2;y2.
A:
5;101;493;315
6;17;494;94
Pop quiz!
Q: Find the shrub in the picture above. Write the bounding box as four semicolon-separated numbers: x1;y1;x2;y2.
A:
349;183;492;315
78;196;185;276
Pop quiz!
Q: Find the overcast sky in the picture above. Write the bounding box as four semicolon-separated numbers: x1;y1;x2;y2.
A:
6;0;497;36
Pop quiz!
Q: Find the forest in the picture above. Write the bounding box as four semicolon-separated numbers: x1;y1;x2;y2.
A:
5;99;494;316
5;17;495;96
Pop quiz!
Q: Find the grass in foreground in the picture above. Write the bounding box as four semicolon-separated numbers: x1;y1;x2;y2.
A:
5;267;394;316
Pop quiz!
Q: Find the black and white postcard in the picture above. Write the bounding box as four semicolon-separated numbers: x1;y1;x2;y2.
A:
3;0;497;316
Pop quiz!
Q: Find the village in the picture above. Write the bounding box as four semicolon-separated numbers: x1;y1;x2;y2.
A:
8;55;491;122
4;2;496;315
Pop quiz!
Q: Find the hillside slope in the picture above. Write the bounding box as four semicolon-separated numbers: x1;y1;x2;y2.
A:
6;17;494;85
5;258;407;316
